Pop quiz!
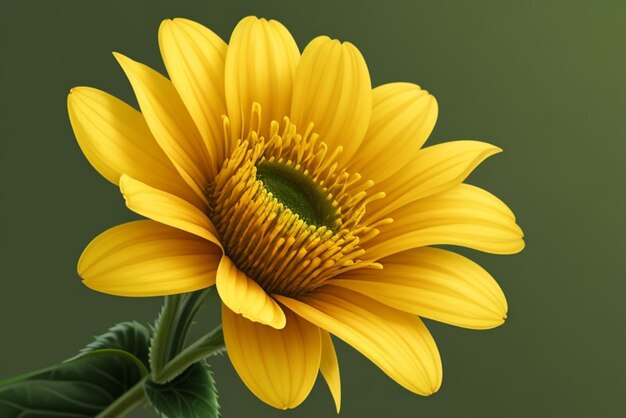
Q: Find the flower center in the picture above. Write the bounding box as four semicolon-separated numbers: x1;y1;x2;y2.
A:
208;106;385;296
255;161;338;231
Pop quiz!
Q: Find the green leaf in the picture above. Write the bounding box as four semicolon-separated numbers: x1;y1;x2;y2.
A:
0;321;153;417
81;321;152;368
0;350;146;418
144;362;219;418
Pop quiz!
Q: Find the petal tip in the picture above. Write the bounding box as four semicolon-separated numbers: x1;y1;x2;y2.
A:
408;375;442;397
428;370;443;395
331;389;341;413
158;19;173;33
242;309;287;330
67;86;87;100
76;258;86;278
271;307;288;329
427;386;440;396
235;15;260;30
112;51;132;67
118;173;130;188
309;35;333;46
171;17;188;24
81;278;93;290
275;313;287;329
118;174;134;202
475;142;503;159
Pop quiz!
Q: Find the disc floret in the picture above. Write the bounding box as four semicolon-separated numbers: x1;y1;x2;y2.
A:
209;106;384;296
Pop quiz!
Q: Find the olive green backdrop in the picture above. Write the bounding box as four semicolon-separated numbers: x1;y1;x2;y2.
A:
1;1;625;417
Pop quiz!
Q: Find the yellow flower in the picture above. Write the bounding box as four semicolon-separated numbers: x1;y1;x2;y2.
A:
68;16;524;411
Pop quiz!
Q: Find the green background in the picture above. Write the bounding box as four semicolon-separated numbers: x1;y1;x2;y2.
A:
1;1;625;417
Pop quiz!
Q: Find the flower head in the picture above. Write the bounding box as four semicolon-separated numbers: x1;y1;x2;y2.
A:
68;16;524;411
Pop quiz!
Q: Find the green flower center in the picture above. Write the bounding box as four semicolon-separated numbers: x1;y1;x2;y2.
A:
256;161;338;231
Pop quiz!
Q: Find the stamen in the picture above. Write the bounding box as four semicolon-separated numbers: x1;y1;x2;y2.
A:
209;104;386;296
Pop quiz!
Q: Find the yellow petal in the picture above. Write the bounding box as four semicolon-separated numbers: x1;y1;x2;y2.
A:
67;87;202;208
224;16;300;142
159;18;228;171
290;36;372;164
119;174;220;245
320;330;341;413
78;220;221;296
114;52;213;202
366;184;525;260
216;256;286;329
222;304;321;409
276;287;442;396
366;140;502;223
332;247;508;329
349;83;437;185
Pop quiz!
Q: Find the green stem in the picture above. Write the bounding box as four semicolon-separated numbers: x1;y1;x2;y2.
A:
170;289;212;354
149;295;182;378
96;324;225;417
150;290;213;380
153;324;225;384
96;377;147;418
